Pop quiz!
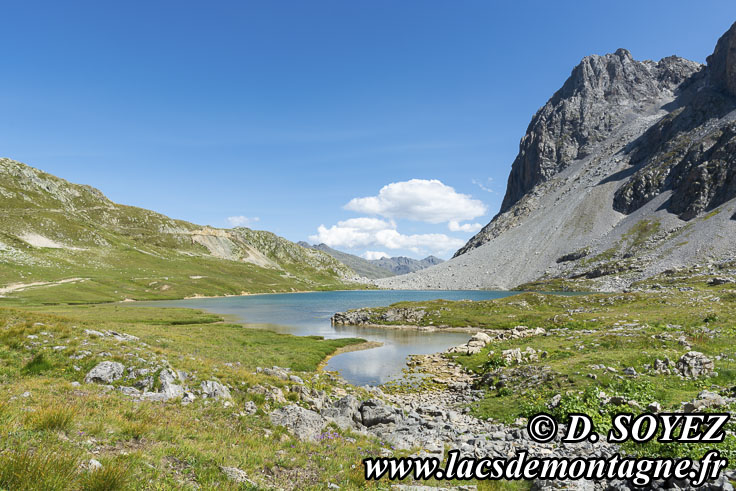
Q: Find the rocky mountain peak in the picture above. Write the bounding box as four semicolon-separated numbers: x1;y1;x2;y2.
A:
706;21;736;96
498;50;701;215
379;21;736;292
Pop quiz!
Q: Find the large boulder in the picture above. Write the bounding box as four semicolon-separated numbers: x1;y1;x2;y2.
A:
682;390;727;412
471;332;492;344
85;361;125;384
269;405;326;441
359;399;400;427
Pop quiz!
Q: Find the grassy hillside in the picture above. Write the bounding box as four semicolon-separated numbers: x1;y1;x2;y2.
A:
0;303;389;489
0;158;363;305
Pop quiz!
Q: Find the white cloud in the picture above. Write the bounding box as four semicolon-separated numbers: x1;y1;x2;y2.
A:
345;179;487;224
309;218;464;255
362;251;390;260
227;216;260;227
448;221;483;233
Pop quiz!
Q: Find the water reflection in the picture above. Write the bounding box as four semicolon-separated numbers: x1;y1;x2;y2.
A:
146;290;518;386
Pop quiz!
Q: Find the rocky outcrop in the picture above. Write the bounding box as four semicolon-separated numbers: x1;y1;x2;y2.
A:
331;307;426;327
200;380;232;400
676;351;715;378
269;404;327;442
158;368;185;399
708;21;736;97
84;361;125;384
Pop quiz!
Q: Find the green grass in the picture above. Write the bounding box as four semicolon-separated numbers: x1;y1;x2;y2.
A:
22;352;53;375
30;406;77;432
0;302;418;489
0;298;535;489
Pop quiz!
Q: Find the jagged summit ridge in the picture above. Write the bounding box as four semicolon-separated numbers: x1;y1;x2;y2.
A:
455;49;701;258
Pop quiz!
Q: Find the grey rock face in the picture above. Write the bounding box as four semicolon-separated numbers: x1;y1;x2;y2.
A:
84;361;124;384
359;399;400;427
200;380;232;400
269;404;327;441
158;368;184;400
378;22;736;292
614;109;736;219
504;51;698;213
676;351;715;378
321;394;362;430
708;21;736;97
455;49;701;258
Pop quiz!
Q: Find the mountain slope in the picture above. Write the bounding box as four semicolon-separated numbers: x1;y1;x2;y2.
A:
297;243;396;279
370;255;444;275
378;22;736;292
0;158;360;303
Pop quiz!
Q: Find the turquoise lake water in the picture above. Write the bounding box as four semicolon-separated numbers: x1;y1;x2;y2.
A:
152;290;520;386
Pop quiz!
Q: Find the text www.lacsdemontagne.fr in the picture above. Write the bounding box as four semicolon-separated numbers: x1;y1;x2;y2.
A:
363;449;728;487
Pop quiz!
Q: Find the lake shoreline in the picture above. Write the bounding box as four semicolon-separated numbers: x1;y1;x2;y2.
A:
317;340;384;371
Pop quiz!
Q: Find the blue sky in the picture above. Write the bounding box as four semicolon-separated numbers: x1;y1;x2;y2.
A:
2;2;735;259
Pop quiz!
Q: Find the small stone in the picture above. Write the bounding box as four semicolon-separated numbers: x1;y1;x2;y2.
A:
220;466;257;486
647;401;662;413
243;401;258;415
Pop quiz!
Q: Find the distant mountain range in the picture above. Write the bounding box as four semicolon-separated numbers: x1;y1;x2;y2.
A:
371;255;444;275
298;243;444;279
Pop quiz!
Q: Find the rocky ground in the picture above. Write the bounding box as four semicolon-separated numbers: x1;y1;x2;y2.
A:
266;330;735;490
